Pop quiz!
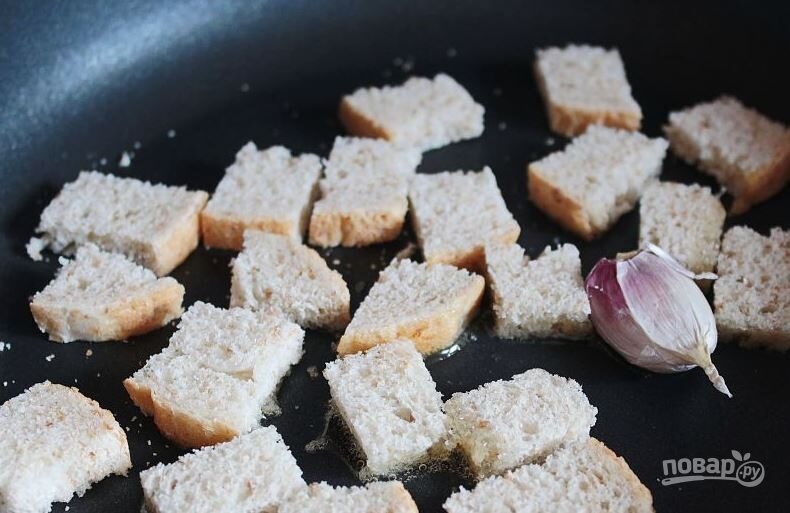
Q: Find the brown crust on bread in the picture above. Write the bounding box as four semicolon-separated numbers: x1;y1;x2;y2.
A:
30;280;184;343
336;274;484;355
729;143;790;215
200;211;296;250
124;377;241;448
533;61;641;138
527;165;596;240
149;192;208;275
309;208;405;247
338;98;393;140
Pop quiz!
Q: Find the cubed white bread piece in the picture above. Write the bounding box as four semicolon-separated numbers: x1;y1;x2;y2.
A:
309;137;422;247
528;125;668;240
638;182;725;275
280;481;418;513
409;168;520;271
339;73;485;151
444;368;597;478
714;226;790;350
230;230;351;330
141;427;305;513
337;259;485;355
485;243;592;340
124;301;304;447
0;382;131;513
34;171;208;275
200;143;323;249
30;244;184;343
664;96;790;214
534;45;642;136
324;340;446;475
443;438;653;513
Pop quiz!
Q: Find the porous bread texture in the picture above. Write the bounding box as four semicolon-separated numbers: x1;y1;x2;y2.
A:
0;382;131;513
200;143;322;249
34;171;208;276
444;368;597;478
638;181;725;275
280;481;418;513
230;230;351;331
534;44;642;136
714;226;789;350
337;259;485;355
309;137;422;247
339;73;485;151
140;427;305;513
124;301;304;447
324;340;446;475
30;244;184;342
485;243;591;340
664;96;790;214
528;125;668;240
443;438;654;513
409;168;520;271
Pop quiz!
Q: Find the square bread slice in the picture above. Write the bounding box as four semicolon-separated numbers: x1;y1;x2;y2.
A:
280;481;418;513
638;181;725;275
124;301;304;448
231;230;351;330
714;226;789;350
34;171;208;275
485;243;592;340
409;168;521;271
30;244;184;343
443;438;653;513
324;340;446;475
444;368;597;478
309;137;422;247
140;426;305;513
0;382;131;513
534;45;642;137
664;96;790;214
339;73;485;151
337;259;485;355
200;143;322;249
528;125;668;240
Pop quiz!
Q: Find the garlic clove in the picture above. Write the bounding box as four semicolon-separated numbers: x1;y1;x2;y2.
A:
585;247;732;397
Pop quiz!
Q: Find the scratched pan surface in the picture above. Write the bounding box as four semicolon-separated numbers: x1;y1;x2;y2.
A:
1;0;789;511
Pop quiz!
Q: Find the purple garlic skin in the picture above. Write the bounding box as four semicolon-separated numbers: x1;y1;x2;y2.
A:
585;246;731;397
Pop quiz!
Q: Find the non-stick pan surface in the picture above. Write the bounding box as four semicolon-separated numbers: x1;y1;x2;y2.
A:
1;1;789;512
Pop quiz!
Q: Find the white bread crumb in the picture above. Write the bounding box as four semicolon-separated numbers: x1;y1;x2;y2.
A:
664;96;790;214
0;382;131;513
528;125;668;240
485;243;591;339
140;427;304;513
124;301;304;447
444;368;597;477
639;181;725;275
714;226;789;350
201;143;322;249
324;340;446;475
444;438;653;513
231;230;351;331
340;74;484;151
30;244;185;343
309;137;421;247
337;259;484;355
534;44;642;136
281;481;418;513
34;171;208;275
409;168;520;271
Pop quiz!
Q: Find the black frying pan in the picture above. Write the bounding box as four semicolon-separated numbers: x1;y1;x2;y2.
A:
1;1;789;512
